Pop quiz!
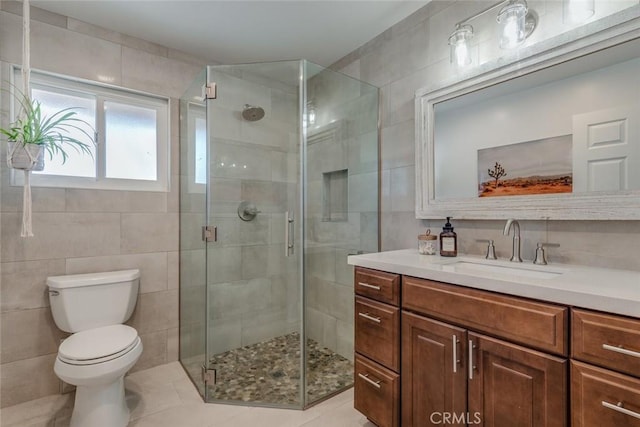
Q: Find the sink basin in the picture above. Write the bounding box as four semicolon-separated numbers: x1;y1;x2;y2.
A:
441;260;562;280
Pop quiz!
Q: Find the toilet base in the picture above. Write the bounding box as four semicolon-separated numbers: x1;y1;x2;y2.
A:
70;376;129;427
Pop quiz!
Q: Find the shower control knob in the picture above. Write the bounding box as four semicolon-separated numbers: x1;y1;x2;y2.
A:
238;201;261;221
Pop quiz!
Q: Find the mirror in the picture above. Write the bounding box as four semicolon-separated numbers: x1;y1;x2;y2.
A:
416;15;640;220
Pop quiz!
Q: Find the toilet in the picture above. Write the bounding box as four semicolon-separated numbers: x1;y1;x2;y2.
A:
47;269;143;427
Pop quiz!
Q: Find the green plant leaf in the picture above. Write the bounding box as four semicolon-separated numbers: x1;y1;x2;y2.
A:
0;86;96;165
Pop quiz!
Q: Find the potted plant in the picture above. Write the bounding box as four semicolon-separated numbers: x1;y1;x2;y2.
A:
1;90;95;171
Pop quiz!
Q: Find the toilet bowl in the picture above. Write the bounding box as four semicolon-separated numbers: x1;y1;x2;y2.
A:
47;270;142;427
54;325;143;427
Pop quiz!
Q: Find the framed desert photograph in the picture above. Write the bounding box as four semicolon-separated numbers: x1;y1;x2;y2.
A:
477;135;573;198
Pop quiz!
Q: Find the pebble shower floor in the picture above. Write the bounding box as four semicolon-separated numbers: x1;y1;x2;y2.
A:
207;332;353;405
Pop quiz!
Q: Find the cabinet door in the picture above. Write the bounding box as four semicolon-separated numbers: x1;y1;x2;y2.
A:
468;332;567;427
572;360;640;427
402;311;467;426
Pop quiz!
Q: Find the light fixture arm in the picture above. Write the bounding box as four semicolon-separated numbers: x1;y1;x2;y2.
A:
454;0;512;28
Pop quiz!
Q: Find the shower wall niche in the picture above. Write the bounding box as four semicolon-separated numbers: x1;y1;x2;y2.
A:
322;169;348;222
179;60;379;409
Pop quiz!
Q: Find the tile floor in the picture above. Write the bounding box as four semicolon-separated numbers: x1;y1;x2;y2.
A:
0;362;374;427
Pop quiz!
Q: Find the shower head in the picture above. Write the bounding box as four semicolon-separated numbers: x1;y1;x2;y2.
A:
242;104;265;121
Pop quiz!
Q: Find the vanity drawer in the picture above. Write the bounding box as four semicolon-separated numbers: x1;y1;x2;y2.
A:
354;353;399;427
402;276;568;355
572;361;640;427
355;296;400;371
355;267;400;306
572;308;640;377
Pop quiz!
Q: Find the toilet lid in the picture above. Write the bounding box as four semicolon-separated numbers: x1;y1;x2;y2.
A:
59;325;138;363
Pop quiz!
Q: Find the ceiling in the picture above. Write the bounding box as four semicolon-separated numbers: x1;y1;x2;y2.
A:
31;0;430;67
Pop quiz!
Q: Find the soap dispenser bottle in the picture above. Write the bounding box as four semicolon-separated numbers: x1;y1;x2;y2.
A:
440;217;457;257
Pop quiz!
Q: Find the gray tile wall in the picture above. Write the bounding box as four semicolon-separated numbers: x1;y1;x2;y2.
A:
331;0;640;272
0;3;204;407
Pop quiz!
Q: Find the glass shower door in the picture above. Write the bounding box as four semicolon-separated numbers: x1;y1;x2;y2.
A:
203;62;304;407
303;62;380;406
180;59;379;409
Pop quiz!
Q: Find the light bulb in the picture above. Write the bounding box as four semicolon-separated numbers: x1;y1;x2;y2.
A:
497;1;527;49
454;42;470;67
502;15;521;48
563;0;595;24
448;25;473;67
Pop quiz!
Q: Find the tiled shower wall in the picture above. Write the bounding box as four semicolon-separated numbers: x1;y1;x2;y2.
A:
331;0;640;271
0;3;205;407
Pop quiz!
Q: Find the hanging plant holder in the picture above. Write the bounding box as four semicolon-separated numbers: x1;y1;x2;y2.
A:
7;141;45;171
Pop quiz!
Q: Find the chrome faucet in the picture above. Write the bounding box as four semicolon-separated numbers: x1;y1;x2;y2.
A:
503;219;523;262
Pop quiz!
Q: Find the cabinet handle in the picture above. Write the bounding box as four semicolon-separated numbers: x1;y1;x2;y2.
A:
358;373;382;389
468;339;476;380
452;335;459;373
602;401;640;420
358;282;381;290
603;344;640;359
358;312;381;323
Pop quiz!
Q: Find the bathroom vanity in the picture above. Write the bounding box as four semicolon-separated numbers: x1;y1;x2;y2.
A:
349;250;640;427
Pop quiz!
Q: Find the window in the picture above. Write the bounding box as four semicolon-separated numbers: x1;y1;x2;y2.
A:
11;68;170;191
185;102;206;193
194;116;207;185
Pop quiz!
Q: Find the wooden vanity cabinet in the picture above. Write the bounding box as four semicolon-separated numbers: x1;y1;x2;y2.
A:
354;267;400;427
353;261;640;427
401;276;568;427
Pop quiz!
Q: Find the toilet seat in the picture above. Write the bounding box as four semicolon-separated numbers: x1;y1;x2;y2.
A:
58;325;139;366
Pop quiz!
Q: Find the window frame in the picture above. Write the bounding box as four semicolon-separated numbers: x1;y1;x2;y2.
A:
10;67;170;192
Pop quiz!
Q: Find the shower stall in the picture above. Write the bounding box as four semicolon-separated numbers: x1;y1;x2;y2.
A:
178;60;379;408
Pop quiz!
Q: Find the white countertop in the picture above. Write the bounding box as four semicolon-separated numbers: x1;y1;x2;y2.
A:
348;249;640;318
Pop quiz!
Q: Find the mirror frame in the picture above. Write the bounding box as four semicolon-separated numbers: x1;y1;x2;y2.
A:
415;8;640;220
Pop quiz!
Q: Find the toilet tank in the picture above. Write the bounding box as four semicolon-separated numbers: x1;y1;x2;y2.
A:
47;269;140;333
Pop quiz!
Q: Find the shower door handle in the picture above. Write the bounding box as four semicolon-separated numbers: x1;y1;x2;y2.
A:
285;211;294;257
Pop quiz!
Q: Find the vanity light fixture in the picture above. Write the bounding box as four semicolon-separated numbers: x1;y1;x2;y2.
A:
563;0;595;24
448;0;538;66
